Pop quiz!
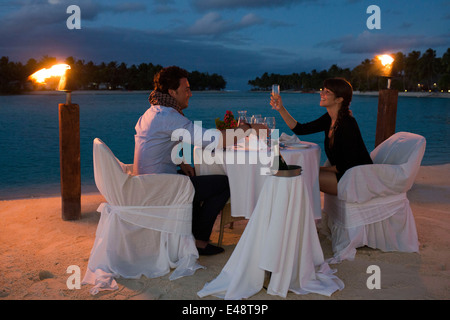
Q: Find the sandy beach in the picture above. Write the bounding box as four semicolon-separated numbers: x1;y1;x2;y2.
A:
0;164;449;301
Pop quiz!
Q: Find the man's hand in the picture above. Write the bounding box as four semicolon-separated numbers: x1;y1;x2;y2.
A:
180;163;195;177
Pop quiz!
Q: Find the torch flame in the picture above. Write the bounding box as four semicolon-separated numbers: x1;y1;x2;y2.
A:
29;64;71;84
376;54;395;79
377;54;394;67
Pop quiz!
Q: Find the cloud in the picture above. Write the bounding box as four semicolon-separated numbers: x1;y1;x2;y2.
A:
318;31;450;55
186;12;263;36
0;0;147;34
192;0;315;11
0;1;271;89
0;18;270;89
109;2;147;13
1;2;75;33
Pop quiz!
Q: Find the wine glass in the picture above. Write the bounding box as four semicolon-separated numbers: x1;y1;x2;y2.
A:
251;114;263;124
264;117;276;130
264;116;276;148
237;110;248;126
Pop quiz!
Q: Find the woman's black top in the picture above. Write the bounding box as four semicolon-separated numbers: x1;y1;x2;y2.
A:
292;113;373;181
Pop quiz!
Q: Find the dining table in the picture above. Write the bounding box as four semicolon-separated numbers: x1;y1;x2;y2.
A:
195;134;344;299
193;134;322;220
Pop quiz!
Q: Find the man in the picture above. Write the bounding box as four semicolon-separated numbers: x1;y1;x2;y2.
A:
133;66;265;255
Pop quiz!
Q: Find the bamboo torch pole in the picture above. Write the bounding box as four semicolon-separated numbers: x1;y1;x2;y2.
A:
375;55;398;148
58;73;81;220
375;84;398;147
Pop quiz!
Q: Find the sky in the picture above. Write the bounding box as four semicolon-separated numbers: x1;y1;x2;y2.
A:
1;0;449;90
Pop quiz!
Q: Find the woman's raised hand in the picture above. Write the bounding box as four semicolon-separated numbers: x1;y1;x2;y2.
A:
270;93;283;111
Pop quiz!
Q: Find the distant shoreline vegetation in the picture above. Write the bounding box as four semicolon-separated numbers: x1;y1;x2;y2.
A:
1;47;449;94
249;48;450;93
0;56;226;94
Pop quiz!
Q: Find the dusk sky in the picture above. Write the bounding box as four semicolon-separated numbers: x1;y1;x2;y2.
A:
1;0;449;89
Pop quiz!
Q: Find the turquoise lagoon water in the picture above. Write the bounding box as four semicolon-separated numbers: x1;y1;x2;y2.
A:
0;91;448;199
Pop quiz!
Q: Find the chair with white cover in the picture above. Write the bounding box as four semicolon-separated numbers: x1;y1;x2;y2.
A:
322;132;426;263
82;138;203;295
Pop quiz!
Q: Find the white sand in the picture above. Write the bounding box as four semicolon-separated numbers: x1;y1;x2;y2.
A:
0;164;449;300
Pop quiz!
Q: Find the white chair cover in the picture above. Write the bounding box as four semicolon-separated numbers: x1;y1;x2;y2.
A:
198;175;344;300
322;132;426;263
82;138;203;295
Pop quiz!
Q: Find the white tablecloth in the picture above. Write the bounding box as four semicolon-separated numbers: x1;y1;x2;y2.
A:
197;175;344;299
193;140;321;219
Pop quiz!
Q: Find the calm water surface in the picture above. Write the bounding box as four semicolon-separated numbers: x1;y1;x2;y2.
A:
0;91;448;199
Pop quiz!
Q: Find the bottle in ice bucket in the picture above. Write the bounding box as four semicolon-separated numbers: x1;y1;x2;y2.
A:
278;153;289;170
273;142;289;171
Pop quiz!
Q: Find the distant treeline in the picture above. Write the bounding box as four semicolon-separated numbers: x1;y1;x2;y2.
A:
249;48;450;92
0;55;227;94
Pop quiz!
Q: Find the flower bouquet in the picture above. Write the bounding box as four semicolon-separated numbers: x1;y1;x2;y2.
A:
215;110;238;130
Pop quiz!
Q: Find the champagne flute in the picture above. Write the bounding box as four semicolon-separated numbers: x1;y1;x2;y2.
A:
272;84;280;96
272;84;280;109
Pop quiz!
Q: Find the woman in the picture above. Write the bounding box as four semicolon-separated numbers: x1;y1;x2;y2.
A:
270;78;372;195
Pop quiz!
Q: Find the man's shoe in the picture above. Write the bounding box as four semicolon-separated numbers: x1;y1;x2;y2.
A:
197;244;224;256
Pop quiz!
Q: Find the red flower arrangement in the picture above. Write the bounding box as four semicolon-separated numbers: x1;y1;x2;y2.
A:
215;110;238;130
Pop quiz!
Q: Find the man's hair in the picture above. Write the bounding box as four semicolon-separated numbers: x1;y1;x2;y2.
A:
154;66;189;94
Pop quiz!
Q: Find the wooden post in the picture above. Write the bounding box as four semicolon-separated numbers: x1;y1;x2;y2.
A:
375;89;398;147
59;103;81;220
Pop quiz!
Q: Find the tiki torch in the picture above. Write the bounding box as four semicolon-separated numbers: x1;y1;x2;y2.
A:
57;67;81;221
375;54;398;147
29;64;81;220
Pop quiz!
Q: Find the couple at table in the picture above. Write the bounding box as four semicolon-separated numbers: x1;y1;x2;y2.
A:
133;66;267;256
133;65;372;256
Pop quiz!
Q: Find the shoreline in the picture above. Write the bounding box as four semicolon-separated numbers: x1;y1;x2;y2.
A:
0;164;449;300
6;90;450;99
353;90;450;99
250;90;450;98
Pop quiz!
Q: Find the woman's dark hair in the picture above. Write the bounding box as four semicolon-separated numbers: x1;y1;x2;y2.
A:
154;66;189;94
323;78;353;146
